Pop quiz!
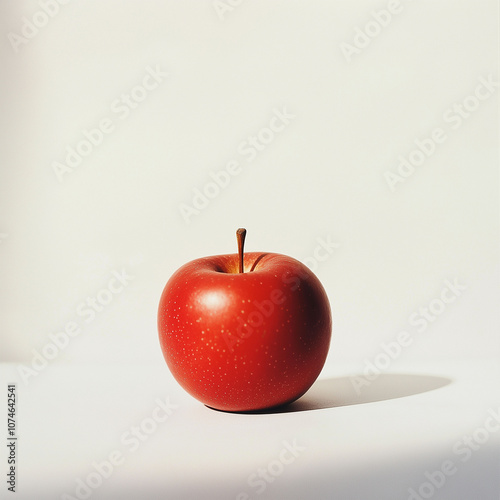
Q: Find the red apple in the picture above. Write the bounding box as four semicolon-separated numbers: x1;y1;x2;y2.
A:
157;229;332;412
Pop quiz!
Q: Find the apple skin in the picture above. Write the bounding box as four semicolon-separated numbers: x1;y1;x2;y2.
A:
158;252;332;412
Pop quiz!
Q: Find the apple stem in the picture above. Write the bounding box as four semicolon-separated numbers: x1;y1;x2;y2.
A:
236;228;247;273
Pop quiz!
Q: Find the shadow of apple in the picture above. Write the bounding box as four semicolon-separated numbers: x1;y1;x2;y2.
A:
240;373;452;414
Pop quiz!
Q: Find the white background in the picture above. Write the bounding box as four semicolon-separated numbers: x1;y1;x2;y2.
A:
0;1;499;499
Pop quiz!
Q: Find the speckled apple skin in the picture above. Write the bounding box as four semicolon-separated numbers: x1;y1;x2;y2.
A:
158;252;332;412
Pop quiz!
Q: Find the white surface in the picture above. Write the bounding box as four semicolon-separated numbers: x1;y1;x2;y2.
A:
1;360;499;500
0;1;499;499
